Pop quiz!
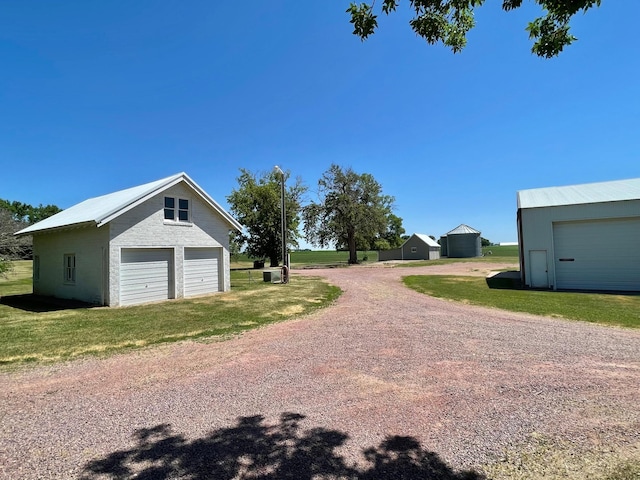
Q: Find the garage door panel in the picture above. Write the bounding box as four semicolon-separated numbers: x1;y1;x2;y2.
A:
554;218;640;291
184;248;219;297
120;249;172;306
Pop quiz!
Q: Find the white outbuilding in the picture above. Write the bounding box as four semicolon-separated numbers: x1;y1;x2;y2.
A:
517;178;640;292
16;172;242;306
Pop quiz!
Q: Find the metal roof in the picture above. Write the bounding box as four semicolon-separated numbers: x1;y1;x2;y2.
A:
517;177;640;209
412;233;440;247
446;224;480;235
16;172;242;235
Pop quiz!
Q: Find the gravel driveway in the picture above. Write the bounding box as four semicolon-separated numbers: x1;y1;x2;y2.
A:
1;262;639;479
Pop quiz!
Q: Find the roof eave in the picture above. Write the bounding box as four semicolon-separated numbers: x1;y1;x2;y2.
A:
14;221;98;237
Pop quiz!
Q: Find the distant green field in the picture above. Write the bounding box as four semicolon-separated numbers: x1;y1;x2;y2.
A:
231;246;518;268
232;250;379;268
291;250;378;265
482;245;519;257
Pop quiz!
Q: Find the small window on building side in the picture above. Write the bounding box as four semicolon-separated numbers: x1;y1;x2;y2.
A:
411;247;417;253
64;254;76;283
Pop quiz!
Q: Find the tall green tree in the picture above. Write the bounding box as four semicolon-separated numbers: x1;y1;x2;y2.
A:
0;199;61;224
347;0;601;58
227;169;306;267
303;164;394;264
380;213;405;249
0;199;61;274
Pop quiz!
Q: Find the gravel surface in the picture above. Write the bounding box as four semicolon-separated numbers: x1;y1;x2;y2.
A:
1;262;639;479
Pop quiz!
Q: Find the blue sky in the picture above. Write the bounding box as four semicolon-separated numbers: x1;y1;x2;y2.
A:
1;1;638;246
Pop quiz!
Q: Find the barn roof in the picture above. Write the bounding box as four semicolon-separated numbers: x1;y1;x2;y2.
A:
16;172;242;235
446;224;480;235
517;177;640;209
411;233;440;247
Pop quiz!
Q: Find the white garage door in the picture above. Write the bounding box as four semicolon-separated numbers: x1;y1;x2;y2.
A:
553;217;640;291
184;247;220;297
120;249;172;306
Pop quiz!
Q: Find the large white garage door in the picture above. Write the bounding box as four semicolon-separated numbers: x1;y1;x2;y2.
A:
553;217;640;291
184;247;220;297
120;249;172;306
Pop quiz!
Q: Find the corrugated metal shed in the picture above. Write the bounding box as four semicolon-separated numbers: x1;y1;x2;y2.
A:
16;172;242;235
517;178;640;209
412;233;439;248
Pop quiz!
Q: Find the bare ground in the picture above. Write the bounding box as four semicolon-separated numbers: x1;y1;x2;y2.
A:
1;262;639;479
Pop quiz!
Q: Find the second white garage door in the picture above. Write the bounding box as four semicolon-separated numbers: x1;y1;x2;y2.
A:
553;217;640;291
184;247;220;297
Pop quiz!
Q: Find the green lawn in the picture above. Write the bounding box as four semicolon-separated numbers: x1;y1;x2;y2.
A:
403;275;640;328
0;262;340;368
482;244;519;257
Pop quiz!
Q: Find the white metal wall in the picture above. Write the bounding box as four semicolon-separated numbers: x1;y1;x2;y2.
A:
519;198;640;291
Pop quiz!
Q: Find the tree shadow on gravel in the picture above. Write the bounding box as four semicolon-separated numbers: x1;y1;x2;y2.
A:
80;412;484;479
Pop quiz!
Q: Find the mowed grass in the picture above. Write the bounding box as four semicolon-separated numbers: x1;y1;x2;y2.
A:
481;433;640;480
0;262;340;368
403;275;640;328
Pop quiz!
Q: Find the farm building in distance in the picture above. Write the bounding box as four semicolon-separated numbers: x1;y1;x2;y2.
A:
16;173;242;306
440;224;482;258
378;233;441;261
517;177;640;292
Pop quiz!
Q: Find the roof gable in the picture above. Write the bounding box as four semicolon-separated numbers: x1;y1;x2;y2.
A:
517;178;640;209
402;233;440;248
446;224;480;235
16;173;242;235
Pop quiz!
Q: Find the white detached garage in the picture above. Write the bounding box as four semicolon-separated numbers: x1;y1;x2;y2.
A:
16;173;242;306
517;178;640;292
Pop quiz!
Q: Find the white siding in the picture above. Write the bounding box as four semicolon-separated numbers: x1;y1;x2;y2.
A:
109;183;232;306
184;247;220;297
519;198;640;291
32;226;109;304
120;248;172;306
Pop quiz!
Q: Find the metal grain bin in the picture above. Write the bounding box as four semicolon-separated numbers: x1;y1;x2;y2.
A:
445;224;481;258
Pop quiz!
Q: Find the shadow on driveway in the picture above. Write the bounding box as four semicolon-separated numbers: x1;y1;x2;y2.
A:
80;412;484;479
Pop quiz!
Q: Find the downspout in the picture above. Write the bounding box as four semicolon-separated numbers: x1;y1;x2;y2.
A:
517;209;525;286
101;247;105;305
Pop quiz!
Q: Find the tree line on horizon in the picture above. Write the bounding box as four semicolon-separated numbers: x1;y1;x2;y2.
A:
0;200;62;275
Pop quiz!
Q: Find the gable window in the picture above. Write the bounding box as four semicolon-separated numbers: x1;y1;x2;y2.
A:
178;198;190;221
64;254;76;284
164;197;190;222
164;197;175;220
410;246;417;253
